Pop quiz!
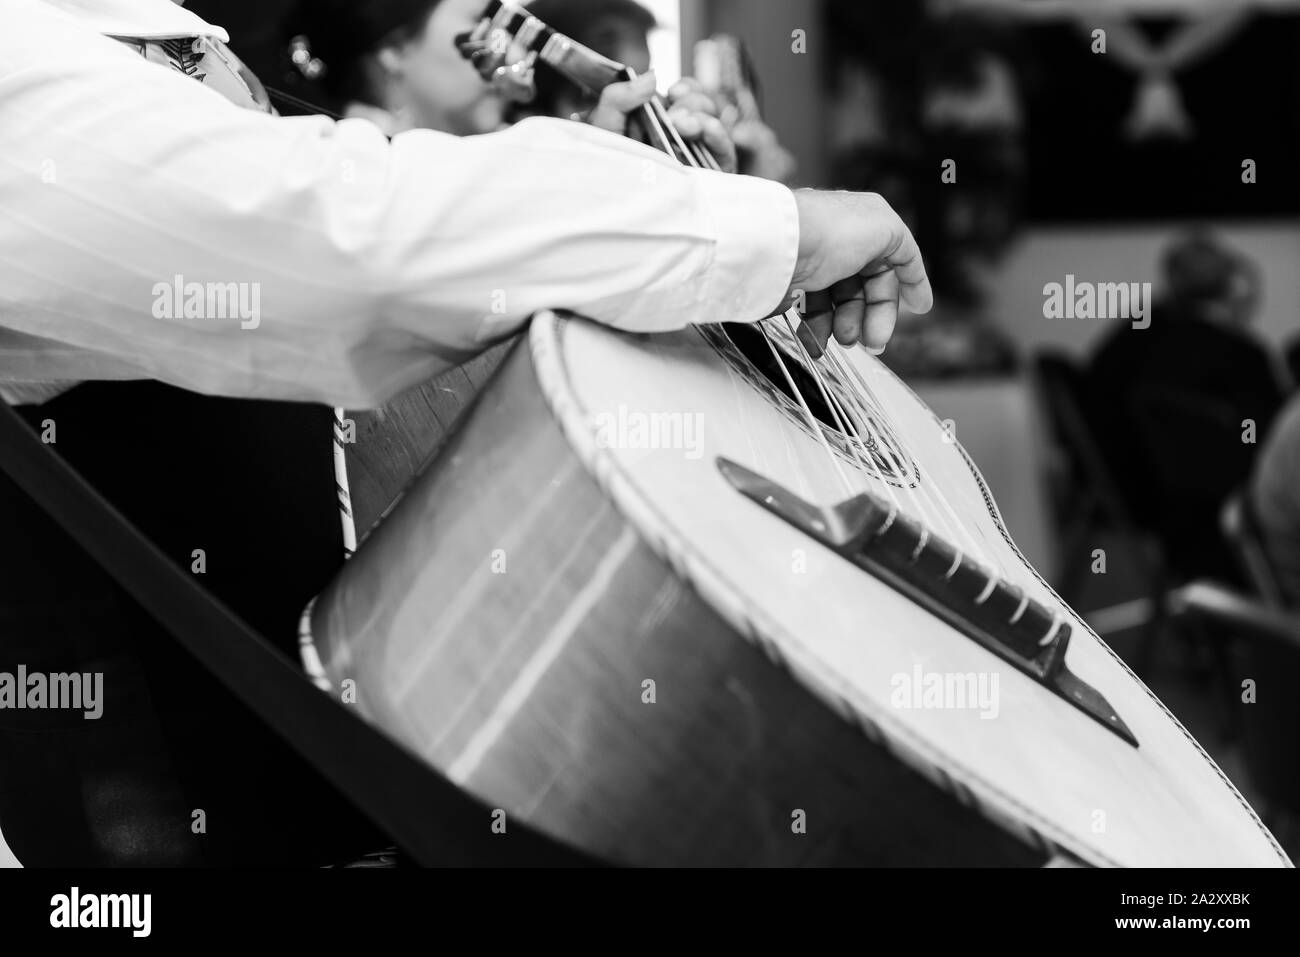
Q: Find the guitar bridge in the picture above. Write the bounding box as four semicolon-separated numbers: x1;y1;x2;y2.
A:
717;458;1137;747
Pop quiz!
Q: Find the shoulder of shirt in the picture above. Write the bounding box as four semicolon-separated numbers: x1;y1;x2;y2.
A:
28;0;230;43
343;102;403;137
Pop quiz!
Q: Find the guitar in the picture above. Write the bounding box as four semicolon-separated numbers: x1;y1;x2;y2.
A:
341;339;512;537
306;0;1290;867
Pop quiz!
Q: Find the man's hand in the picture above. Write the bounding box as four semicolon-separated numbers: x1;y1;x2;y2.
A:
586;73;738;173
785;190;933;357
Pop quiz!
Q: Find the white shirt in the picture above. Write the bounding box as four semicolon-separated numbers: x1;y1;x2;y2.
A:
0;0;798;408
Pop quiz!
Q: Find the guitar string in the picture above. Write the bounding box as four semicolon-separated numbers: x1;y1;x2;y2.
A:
753;314;865;505
644;86;702;167
715;322;817;500
474;16;1017;603
825;347;947;527
652;96;720;172
636;99;678;157
628;60;985;581
808;334;965;556
630;77;720;172
759;293;967;569
740;256;978;573
824;343;991;569
819;343;979;568
773;311;905;516
784;320;980;576
851;348;1013;579
654;91;963;550
603;11;1035;624
652;104;858;499
827;343;1009;582
501;19;1005;591
490;35;964;571
758;319;855;495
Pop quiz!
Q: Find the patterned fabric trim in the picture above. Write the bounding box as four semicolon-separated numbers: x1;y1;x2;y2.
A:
111;34;266;113
113;35;207;82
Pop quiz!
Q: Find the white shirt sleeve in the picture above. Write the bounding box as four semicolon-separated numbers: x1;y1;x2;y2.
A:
0;0;798;408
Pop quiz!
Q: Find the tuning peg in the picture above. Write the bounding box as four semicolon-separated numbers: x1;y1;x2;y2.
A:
288;35;326;81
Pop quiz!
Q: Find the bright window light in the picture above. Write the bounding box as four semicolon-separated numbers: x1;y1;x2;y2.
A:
641;0;682;88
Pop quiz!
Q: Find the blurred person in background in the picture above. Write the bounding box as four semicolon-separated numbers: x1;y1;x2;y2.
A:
524;0;656;121
1089;230;1288;583
278;0;735;169
1091;230;1286;441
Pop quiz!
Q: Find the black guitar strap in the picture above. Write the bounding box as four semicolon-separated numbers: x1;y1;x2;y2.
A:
0;396;593;867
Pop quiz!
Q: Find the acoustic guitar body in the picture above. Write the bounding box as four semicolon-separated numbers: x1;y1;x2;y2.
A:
344;342;514;536
309;311;1290;867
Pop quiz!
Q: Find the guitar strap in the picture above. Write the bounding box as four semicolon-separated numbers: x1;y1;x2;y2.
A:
0;396;594;867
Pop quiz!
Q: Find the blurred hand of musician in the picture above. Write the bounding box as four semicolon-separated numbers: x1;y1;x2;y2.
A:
785;190;934;357
584;72;738;173
729;117;797;183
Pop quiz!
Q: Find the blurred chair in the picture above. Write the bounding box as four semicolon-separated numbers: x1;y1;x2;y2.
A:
1169;490;1300;851
1032;351;1177;672
1127;384;1254;586
1222;489;1289;608
1031;351;1157;606
1122;383;1257;681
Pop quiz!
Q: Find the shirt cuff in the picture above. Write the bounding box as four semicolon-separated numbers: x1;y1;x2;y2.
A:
692;169;799;324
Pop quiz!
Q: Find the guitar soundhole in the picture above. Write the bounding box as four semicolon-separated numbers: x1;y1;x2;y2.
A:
722;322;847;428
705;323;919;488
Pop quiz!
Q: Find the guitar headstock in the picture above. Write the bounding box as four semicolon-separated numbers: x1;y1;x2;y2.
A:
457;0;630;105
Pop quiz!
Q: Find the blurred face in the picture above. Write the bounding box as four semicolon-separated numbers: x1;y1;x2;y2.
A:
584;16;652;75
380;0;507;134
